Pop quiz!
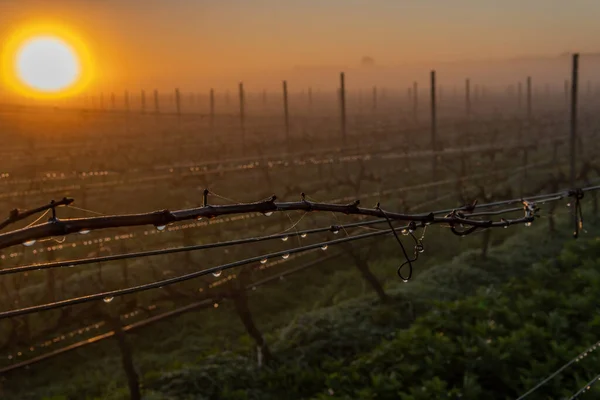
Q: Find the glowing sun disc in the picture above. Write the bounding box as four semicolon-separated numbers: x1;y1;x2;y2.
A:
1;23;94;99
16;36;80;92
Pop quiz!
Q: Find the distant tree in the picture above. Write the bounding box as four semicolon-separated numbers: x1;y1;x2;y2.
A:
360;56;375;67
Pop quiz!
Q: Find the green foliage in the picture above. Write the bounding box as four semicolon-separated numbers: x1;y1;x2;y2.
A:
5;217;600;400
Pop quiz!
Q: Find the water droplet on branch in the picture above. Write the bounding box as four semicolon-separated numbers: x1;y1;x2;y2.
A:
281;236;289;242
103;297;114;303
79;230;90;235
260;258;268;264
23;240;36;247
321;244;328;251
282;253;290;259
212;270;222;277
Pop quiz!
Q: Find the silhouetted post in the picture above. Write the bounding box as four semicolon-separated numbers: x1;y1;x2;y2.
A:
209;88;215;129
407;87;412;109
239;82;246;153
570;53;579;236
372;86;377;112
110;93;116;110
282;80;290;151
153;89;160;114
430;70;438;188
340;72;347;146
140;90;146;114
465;78;471;118
107;316;141;400
308;87;313;110
175;88;181;116
412;81;418;123
124;90;130;113
517;82;522;111
100;92;105;110
564;79;569;106
526;76;532;122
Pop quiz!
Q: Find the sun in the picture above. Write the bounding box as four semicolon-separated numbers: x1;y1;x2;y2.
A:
1;22;94;99
16;36;80;92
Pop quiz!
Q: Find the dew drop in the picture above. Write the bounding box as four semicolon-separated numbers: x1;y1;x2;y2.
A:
213;303;219;308
401;229;409;236
79;230;90;235
282;253;290;259
281;236;289;242
567;203;571;207
504;225;508;229
525;222;532;227
332;229;340;235
263;211;274;217
67;264;75;268
23;240;36;247
402;279;409;283
212;270;222;278
155;225;167;231
260;258;268;264
321;244;328;251
103;297;114;303
300;233;307;238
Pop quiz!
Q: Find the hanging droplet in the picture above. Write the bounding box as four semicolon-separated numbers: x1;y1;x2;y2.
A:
260;258;268;264
567;202;571;207
213;303;219;308
525;222;532;227
103;297;114;303
504;225;508;229
402;279;409;283
408;228;415;233
300;233;307;238
401;229;409;236
321;244;328;251
23;240;36;247
282;253;290;259
263;211;273;217
79;230;90;235
332;229;340;235
281;236;289;242
417;245;425;253
155;225;166;231
212;270;222;277
67;264;75;268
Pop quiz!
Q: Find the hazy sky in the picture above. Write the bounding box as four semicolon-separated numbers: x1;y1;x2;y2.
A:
1;0;600;90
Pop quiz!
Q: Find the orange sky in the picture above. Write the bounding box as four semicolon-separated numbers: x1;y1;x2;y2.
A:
1;0;600;92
